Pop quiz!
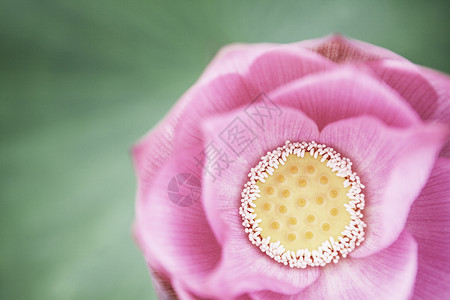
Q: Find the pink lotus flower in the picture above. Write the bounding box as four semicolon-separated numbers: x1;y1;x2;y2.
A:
133;35;450;299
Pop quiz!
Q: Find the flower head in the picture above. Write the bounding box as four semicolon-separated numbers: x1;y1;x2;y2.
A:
133;35;450;299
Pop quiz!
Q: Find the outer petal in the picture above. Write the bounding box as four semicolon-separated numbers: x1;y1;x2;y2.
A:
200;43;334;87
366;60;442;120
199;43;276;84
133;107;182;205
134;150;222;294
419;67;450;123
366;60;450;157
318;116;447;257
295;34;409;63
171;73;257;152
251;231;418;300
146;266;178;300
243;47;333;93
172;49;334;151
406;158;450;299
197;106;320;297
269;66;420;130
419;67;450;156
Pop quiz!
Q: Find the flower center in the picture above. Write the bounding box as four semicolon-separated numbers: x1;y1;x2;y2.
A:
239;141;366;268
257;154;352;251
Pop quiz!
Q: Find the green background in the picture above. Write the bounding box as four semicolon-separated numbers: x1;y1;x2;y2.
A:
1;0;449;299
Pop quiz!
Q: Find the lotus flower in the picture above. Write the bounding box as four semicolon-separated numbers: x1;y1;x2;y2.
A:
133;35;450;299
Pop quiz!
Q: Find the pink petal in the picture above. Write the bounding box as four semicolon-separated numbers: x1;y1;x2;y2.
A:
173;278;247;300
318;116;447;257
296;34;408;63
406;158;450;299
146;266;178;300
199;43;334;86
200;103;319;244
419;67;450;157
171;73;258;152
366;60;450;157
366;60;441;120
134;150;222;294
251;231;417;300
205;231;320;298
269;66;421;130
243;47;334;92
172;49;334;153
172;280;197;300
199;43;276;84
188;106;321;297
419;67;450;122
132;108;181;205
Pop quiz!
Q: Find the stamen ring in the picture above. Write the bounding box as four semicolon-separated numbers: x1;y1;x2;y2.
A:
239;141;366;268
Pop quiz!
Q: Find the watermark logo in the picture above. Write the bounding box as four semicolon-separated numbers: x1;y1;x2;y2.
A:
244;93;282;129
219;117;257;156
167;173;201;207
194;142;234;182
